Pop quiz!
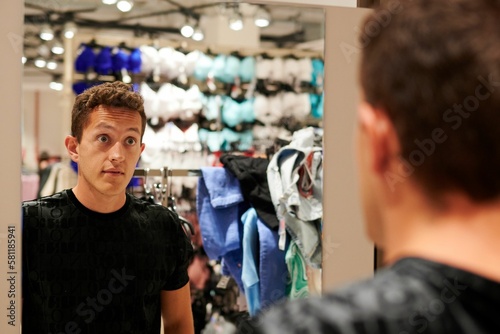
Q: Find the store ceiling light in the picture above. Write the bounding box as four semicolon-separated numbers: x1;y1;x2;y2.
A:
192;27;204;41
40;24;54;41
22;56;27;64
229;12;243;31
51;41;65;55
34;58;47;68
117;0;134;12
102;0;118;4
254;7;271;28
49;81;64;91
180;24;194;38
63;21;77;39
46;60;58;70
38;44;50;58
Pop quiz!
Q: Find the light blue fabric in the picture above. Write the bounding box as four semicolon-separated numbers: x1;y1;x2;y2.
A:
241;208;288;313
220;128;254;151
241;208;261;316
311;58;324;87
240;56;256;83
225;55;241;83
213;54;228;83
198;128;223;152
310;93;323;119
194;52;214;81
255;210;288;311
221;98;255;128
197;167;244;260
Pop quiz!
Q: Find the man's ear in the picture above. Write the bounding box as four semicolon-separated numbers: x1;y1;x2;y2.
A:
65;135;79;163
358;102;400;175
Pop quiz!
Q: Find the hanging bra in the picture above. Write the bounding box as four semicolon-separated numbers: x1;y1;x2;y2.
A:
221;97;255;128
75;44;96;73
254;94;283;125
281;92;311;122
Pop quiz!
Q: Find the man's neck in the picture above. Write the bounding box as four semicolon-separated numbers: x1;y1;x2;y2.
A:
383;194;500;282
72;184;127;213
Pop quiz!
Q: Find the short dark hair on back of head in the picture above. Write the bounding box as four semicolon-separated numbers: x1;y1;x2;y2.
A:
71;81;146;142
360;0;500;202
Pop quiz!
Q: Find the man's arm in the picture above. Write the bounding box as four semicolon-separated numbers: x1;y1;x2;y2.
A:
161;283;194;334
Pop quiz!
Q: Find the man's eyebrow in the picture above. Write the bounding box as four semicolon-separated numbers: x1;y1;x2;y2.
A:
94;123;141;134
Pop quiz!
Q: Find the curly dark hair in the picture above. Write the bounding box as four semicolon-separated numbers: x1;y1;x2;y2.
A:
71;81;146;142
359;0;500;202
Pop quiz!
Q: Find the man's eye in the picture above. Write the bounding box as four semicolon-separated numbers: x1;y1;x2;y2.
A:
98;135;109;143
126;138;137;145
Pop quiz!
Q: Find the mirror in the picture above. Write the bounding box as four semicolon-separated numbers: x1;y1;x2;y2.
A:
21;0;326;332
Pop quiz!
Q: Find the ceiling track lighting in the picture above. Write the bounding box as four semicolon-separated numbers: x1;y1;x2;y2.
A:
49;81;64;91
254;7;271;28
192;26;204;41
51;40;65;55
46;60;58;70
228;11;243;31
34;58;47;68
180;16;195;38
117;0;134;13
63;21;77;39
40;24;54;41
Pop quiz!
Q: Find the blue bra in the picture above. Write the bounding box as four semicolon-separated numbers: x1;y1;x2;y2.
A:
221;98;255;128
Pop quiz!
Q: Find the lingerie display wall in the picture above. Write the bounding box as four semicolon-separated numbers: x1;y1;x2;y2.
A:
71;40;324;171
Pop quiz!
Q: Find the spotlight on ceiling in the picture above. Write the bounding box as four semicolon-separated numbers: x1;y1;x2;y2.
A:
51;41;65;55
102;0;118;4
228;11;243;31
49;80;64;91
63;21;77;39
46;60;58;70
34;58;47;68
40;24;54;41
192;27;204;41
180;18;195;38
254;7;271;28
117;0;133;12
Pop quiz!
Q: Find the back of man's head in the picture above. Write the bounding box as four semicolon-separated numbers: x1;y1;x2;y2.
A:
360;0;500;202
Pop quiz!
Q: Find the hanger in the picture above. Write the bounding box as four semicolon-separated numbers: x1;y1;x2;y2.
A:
141;168;156;204
165;168;195;238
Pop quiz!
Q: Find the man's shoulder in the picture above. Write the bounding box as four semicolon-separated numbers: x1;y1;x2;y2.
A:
251;259;438;334
22;190;69;212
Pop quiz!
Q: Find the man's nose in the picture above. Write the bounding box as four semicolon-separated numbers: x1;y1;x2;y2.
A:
109;142;125;162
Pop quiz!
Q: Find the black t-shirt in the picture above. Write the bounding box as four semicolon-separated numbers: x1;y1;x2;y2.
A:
22;189;193;334
243;257;500;334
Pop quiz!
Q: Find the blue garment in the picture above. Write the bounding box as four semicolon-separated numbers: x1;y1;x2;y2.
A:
95;46;113;75
241;208;288;314
240;56;256;83
112;48;129;72
221;98;255;128
128;48;142;74
194;52;214;81
242;208;261;316
74;44;95;73
196;167;246;290
311;58;324;87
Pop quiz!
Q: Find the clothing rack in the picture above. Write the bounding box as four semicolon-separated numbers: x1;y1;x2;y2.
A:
133;167;202;206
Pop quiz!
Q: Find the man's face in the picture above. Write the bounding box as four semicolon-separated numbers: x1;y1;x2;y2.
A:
70;106;144;197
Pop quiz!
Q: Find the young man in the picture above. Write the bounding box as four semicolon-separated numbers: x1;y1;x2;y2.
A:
245;0;500;333
22;82;194;334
